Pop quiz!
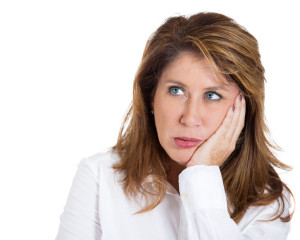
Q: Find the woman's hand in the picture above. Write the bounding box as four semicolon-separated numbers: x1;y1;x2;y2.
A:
186;93;246;167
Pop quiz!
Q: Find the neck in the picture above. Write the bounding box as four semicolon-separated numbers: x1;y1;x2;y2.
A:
167;160;186;194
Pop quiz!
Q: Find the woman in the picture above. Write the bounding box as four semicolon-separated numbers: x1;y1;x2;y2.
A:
56;12;293;239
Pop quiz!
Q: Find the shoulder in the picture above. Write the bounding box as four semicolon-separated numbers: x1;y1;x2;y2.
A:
77;149;120;180
80;149;120;167
239;186;292;228
262;186;292;219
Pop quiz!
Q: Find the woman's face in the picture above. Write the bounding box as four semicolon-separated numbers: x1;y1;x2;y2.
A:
152;51;240;165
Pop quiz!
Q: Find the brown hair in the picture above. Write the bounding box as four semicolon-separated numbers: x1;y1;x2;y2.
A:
113;12;293;223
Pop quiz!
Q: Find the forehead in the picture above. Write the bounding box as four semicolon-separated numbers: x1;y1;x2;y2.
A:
160;51;230;87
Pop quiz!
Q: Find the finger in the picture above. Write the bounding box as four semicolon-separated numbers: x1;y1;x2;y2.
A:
225;93;243;139
211;102;235;139
231;94;246;143
206;93;242;144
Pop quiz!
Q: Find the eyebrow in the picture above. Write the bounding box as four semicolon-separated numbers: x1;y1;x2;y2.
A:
165;80;229;92
165;80;188;88
203;86;229;92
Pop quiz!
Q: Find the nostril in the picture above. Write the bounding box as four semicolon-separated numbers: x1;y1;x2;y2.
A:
180;113;202;128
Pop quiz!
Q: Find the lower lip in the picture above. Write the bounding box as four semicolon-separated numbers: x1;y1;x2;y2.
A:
174;138;202;148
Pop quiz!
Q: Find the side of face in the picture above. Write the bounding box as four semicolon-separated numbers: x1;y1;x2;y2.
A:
152;51;240;166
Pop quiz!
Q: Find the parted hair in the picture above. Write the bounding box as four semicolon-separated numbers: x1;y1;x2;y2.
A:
113;12;293;223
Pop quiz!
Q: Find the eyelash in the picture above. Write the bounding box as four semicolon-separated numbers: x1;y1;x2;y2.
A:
168;85;223;101
205;91;223;101
168;85;185;96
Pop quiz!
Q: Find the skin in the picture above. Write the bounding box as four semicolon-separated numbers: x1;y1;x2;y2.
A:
152;51;246;192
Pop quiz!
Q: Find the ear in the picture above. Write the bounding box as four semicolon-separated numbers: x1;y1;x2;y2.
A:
151;100;154;110
150;100;154;115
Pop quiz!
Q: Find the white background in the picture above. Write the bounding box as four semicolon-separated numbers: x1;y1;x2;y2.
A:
0;0;299;239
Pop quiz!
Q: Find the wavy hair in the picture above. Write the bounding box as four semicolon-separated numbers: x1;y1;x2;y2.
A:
113;12;293;223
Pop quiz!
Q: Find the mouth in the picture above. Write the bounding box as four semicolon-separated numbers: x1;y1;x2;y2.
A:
173;137;203;148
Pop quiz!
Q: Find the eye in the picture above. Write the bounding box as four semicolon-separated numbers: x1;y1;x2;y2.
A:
169;86;185;96
205;92;222;100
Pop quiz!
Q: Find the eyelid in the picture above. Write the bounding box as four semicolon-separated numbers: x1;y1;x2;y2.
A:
206;91;221;96
168;84;185;95
167;85;223;100
205;91;222;100
170;84;184;90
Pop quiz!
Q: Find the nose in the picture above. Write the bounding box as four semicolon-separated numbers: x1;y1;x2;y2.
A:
180;98;204;128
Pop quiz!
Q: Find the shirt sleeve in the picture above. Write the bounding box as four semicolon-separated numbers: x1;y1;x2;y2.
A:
178;165;291;240
55;158;102;240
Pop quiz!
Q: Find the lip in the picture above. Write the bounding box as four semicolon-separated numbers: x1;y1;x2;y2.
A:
174;137;203;148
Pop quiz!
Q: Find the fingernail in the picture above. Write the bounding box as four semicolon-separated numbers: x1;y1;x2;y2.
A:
239;94;243;102
232;106;235;111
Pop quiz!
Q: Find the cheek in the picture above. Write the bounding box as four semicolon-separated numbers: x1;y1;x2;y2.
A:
154;99;180;134
204;104;230;136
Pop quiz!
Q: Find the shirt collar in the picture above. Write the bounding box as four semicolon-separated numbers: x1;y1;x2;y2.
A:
141;175;179;196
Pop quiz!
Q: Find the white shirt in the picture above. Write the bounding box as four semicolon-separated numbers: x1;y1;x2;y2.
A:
56;151;291;240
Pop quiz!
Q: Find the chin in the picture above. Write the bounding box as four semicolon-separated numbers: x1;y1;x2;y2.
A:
166;148;194;166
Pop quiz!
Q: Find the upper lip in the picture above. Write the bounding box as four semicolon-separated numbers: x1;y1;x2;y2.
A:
175;137;202;141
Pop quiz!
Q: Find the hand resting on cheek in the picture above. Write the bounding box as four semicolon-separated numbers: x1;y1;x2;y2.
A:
187;92;246;167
